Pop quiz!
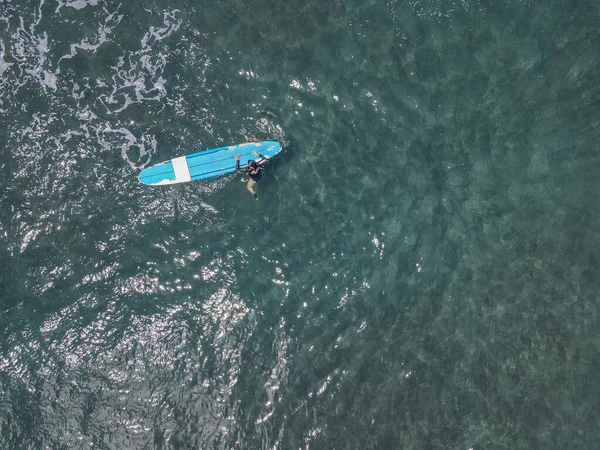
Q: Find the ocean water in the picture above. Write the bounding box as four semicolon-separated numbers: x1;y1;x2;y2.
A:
1;0;600;448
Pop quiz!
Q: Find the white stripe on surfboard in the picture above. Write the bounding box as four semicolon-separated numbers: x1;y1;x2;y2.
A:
172;156;191;182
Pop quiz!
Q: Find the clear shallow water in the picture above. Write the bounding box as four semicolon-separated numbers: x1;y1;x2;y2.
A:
1;0;600;448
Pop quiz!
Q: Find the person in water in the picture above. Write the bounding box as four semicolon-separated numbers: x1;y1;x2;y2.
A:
235;151;269;199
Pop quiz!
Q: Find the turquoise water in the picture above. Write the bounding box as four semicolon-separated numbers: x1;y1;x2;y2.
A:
1;0;600;448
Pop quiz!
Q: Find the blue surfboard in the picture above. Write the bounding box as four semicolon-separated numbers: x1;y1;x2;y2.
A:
138;141;281;186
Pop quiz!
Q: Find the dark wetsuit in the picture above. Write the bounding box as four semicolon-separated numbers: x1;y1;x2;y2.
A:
236;154;269;181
